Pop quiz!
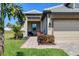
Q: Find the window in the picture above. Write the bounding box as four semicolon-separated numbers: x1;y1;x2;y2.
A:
32;24;37;31
75;3;79;8
28;16;40;19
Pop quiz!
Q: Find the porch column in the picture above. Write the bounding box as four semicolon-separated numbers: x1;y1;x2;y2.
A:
47;14;53;35
41;21;43;32
23;17;28;37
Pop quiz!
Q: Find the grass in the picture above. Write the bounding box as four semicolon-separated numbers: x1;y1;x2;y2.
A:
4;31;68;56
16;48;68;56
4;31;26;56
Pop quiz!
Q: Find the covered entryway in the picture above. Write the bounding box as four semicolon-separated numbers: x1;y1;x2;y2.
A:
28;21;41;36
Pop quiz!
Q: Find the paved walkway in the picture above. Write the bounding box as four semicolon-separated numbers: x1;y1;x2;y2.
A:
21;31;79;56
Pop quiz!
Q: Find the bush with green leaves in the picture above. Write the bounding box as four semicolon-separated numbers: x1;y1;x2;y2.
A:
13;25;23;39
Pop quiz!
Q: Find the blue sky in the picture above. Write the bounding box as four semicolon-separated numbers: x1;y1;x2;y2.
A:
4;3;62;27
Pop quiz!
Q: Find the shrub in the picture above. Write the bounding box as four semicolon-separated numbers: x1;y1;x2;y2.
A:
37;35;55;45
14;31;23;39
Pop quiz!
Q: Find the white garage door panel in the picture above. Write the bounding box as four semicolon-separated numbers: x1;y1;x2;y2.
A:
54;20;79;31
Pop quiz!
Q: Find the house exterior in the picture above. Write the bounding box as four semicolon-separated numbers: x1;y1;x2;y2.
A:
23;3;79;37
23;10;42;37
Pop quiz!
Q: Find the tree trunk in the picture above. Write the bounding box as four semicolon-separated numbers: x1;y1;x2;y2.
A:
0;31;4;56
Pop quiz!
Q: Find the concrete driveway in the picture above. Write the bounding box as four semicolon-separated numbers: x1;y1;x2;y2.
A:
21;31;79;56
54;31;79;56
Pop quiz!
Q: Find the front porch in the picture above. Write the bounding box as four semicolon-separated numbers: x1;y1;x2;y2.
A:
27;21;41;36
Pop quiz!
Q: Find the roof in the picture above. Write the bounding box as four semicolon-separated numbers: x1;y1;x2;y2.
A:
41;3;79;20
23;9;42;14
44;4;79;12
44;4;63;10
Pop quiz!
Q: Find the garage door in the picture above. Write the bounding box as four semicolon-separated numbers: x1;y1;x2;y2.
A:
54;20;79;31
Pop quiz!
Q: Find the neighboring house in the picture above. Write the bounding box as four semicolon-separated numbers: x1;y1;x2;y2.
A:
4;27;12;31
23;3;79;37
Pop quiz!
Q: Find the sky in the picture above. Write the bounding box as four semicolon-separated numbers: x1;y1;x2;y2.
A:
4;3;62;27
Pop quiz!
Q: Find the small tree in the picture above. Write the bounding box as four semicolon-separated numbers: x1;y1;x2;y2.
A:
12;21;23;39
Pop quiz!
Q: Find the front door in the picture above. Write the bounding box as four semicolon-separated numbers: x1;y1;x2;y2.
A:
28;21;40;36
32;23;37;35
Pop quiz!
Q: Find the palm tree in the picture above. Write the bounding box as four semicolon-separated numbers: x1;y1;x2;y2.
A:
0;3;25;55
2;3;25;25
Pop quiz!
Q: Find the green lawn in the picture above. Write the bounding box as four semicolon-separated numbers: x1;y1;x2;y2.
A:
4;31;68;56
4;31;26;56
